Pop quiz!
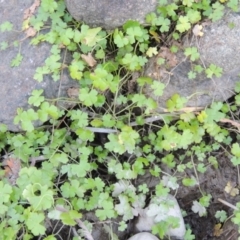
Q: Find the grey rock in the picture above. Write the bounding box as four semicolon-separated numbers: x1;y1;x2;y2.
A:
128;232;159;240
144;11;240;109
134;195;186;240
0;0;78;131
64;0;158;29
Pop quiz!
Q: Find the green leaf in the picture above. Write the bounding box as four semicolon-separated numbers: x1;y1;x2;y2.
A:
235;94;240;105
146;47;158;57
45;54;61;73
38;102;60;121
0;41;8;50
79;88;98;107
69;60;85;80
154;16;171;32
187;9;201;23
152;221;169;239
82;27;102;47
188;71;196;80
25;211;46;236
155;183;170;197
102;114;116;128
34;66;50;82
43;235;57;240
209;2;224;22
60;28;74;45
176;16;191;33
90;67;114;91
11;53;23;67
184;47;200;61
232;143;240;156
69;160;91;178
22;184;54;210
0;21;13;32
114;194;133;220
0;181;12;203
205;64;222;78
41;0;58;13
14;108;38;132
50;152;69;167
60;210;82;226
215;210;227;222
184;229;195;240
232;212;240;225
28;90;45;107
197;163;207;173
182;177;198;187
166;94;187;112
121;53;147;71
96;195;116;220
69;110;88;128
113;29;129;48
183;0;194;7
192;200;206;216
234;82;240;93
151;81;165;96
199;194;211;207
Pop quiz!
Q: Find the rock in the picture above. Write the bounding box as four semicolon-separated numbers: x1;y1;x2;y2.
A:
134;194;186;239
143;11;240;109
0;0;78;131
64;0;158;29
128;232;159;240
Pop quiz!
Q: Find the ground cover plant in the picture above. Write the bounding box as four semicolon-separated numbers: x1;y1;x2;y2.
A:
0;0;240;239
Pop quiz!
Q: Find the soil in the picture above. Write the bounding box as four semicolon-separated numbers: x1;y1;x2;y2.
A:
177;155;240;240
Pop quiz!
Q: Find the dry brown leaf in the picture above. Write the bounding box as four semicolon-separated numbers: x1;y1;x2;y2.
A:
192;24;204;37
25;27;37;38
3;158;21;185
149;30;161;43
158;47;178;68
81;53;97;67
67;87;80;99
23;0;40;20
220;118;240;129
163;106;203;113
224;181;239;197
213;223;223;237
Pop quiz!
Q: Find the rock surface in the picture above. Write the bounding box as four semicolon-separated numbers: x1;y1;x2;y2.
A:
134;194;186;239
0;0;77;131
64;0;158;29
144;11;240;109
128;232;159;240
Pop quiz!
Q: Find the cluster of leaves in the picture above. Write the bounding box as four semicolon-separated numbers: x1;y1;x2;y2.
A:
0;0;240;239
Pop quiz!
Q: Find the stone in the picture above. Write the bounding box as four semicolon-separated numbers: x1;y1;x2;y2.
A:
128;232;159;240
143;11;240;109
0;0;78;131
134;194;186;239
64;0;158;29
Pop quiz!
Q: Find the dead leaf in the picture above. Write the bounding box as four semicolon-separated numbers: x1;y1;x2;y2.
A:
3;158;21;185
67;87;80;99
193;24;204;37
224;181;239;197
149;30;161;43
158;47;178;68
220;118;240;129
23;0;40;20
81;53;97;67
25;27;37;38
22;0;40;39
163;106;203;113
213;223;223;237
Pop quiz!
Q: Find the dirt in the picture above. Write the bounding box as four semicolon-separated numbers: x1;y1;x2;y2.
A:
177;155;240;240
